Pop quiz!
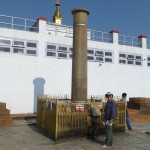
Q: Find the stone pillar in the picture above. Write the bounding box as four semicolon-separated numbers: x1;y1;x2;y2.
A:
37;17;47;33
109;30;119;44
71;9;90;101
138;35;147;49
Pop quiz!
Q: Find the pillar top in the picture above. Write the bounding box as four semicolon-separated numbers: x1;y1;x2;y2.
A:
138;35;147;39
37;17;47;21
109;30;119;34
72;8;90;15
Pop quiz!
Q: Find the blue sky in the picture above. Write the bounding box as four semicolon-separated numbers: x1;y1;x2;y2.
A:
0;0;150;38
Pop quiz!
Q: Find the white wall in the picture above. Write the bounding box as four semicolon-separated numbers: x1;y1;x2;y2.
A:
0;22;150;114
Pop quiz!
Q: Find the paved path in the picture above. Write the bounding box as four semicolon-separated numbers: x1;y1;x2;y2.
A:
0;119;150;150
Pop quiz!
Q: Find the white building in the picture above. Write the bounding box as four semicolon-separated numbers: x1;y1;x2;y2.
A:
0;2;150;114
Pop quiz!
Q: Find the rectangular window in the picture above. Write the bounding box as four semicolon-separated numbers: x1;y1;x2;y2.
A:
135;61;142;66
147;57;150;61
105;58;112;62
147;57;150;67
0;39;11;46
27;42;37;48
88;50;94;55
95;51;103;56
69;54;72;58
13;41;24;47
88;56;94;61
136;56;142;60
128;61;134;65
105;52;112;56
69;48;73;52
58;46;67;52
47;51;56;57
128;55;134;59
27;50;36;55
119;54;126;58
0;47;11;52
58;53;67;58
119;60;126;64
96;57;103;62
13;48;24;54
47;45;56;50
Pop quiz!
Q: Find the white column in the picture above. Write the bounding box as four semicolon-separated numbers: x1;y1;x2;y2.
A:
109;30;119;44
37;17;47;33
37;17;47;58
138;35;147;49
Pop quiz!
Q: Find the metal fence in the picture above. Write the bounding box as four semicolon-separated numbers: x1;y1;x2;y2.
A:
0;14;38;32
46;22;112;43
37;95;126;141
46;22;73;37
147;40;150;49
88;29;112;43
119;35;140;47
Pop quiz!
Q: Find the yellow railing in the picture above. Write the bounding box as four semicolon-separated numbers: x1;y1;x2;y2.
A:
37;96;126;141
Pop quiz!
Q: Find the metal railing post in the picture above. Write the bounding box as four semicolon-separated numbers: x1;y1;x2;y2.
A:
124;36;125;45
102;32;104;42
12;17;14;29
25;19;27;31
125;97;127;133
55;98;58;141
132;37;133;46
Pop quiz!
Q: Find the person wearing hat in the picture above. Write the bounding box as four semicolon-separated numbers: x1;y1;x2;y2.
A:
102;92;117;148
120;93;132;131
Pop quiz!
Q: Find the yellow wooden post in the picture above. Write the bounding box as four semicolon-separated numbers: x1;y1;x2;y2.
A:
125;97;127;133
55;98;58;141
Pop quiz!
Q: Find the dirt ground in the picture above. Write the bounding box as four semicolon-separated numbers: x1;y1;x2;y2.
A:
0;119;150;150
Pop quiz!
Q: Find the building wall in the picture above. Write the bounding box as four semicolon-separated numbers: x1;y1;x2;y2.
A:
0;20;150;114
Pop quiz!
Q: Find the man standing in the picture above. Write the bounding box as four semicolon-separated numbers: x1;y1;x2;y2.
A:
102;92;116;148
120;93;132;131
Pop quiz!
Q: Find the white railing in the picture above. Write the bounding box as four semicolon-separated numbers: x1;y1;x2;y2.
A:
1;14;150;49
119;35;140;47
46;22;73;37
46;22;112;43
88;29;112;43
147;39;150;49
0;14;38;32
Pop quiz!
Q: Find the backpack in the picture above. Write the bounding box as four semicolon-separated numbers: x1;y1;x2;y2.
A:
91;103;101;117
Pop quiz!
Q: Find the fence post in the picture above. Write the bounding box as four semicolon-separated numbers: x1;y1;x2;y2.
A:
109;30;119;44
12;17;14;29
37;17;47;33
138;35;147;49
25;19;27;31
125;98;127;133
55;98;58;141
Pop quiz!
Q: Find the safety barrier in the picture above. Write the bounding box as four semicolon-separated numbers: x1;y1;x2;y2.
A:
37;96;126;141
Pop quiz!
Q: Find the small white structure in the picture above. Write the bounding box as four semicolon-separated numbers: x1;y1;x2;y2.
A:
0;11;150;114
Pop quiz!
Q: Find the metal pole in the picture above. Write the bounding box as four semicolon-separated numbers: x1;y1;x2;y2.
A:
25;19;27;31
71;8;90;101
125;96;127;133
12;17;13;29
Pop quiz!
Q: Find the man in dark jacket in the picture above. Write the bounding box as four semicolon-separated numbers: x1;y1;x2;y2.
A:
102;92;116;148
120;93;132;131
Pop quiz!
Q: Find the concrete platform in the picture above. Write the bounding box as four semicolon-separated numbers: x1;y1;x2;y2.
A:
0;119;150;150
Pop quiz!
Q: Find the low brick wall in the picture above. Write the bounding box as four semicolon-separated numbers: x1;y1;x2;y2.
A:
0;103;13;127
128;109;150;122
